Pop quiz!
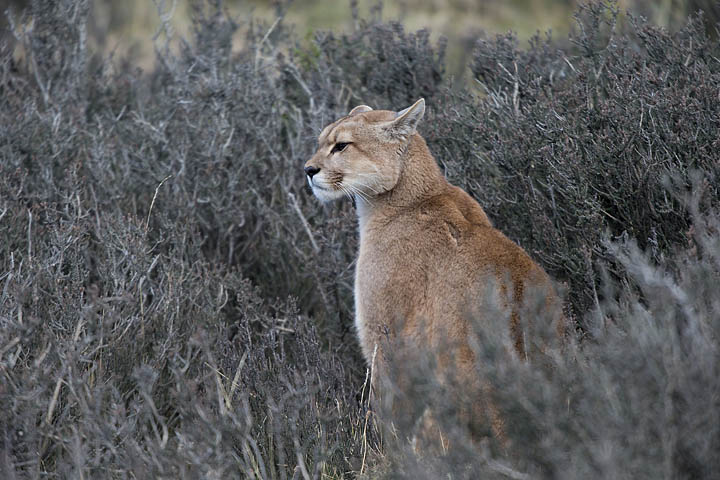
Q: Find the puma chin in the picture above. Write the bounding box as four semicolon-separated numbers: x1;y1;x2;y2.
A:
304;99;565;446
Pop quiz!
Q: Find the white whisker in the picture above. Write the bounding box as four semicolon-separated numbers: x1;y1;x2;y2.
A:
348;184;373;205
353;179;383;195
339;185;354;202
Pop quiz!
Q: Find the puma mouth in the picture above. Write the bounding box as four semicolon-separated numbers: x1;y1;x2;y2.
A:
310;174;343;193
311;183;332;192
310;182;345;202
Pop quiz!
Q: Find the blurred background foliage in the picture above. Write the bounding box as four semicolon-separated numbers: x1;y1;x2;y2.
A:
3;0;720;75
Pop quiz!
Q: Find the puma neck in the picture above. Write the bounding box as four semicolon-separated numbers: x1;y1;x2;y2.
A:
356;134;446;233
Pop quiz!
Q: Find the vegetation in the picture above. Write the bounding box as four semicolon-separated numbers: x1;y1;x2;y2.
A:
1;0;718;477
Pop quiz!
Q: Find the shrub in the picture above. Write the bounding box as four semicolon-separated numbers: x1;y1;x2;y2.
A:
0;0;718;478
428;2;720;319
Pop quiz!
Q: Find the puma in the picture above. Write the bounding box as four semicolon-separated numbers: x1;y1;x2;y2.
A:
304;99;564;443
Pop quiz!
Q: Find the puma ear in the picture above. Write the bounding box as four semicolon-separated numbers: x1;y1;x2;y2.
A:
348;105;373;116
387;98;425;138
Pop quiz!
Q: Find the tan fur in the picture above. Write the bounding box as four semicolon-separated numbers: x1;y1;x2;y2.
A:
305;99;564;441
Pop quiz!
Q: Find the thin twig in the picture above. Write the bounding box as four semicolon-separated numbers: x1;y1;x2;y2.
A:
228;351;248;400
287;191;320;254
360;344;378;475
27;210;32;259
513;61;520;117
45;374;64;426
145;175;172;232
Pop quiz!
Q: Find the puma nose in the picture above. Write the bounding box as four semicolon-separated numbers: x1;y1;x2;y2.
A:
304;166;320;179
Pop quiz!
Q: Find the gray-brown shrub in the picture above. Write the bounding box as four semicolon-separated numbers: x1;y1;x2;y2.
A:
0;0;718;477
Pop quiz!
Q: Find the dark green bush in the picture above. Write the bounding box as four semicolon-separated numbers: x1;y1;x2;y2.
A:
1;0;718;478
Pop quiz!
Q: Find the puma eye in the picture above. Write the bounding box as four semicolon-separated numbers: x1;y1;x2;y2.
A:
331;142;350;154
